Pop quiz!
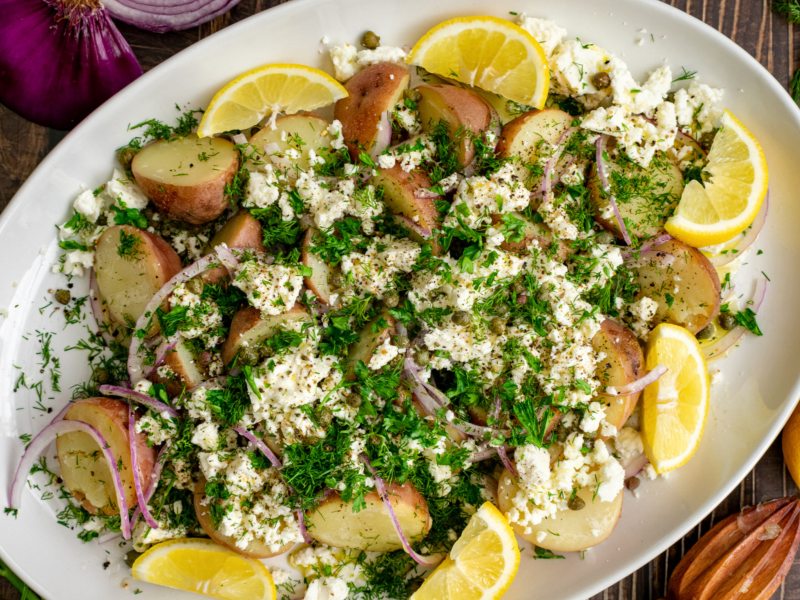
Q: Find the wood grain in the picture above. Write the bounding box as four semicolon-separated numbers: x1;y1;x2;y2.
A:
0;1;797;599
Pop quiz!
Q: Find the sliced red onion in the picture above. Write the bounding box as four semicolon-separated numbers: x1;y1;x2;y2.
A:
703;278;768;360
622;452;648;479
360;455;442;567
128;408;158;529
467;446;498;463
230;133;248;145
88;269;115;346
99;384;179;419
596;135;632;246
214;243;241;273
296;509;313;544
623;233;673;260
128;253;220;384
541;127;577;197
394;214;433;240
606;365;667;396
146;335;179;379
102;0;240;33
233;426;282;468
8;419;130;539
497;446;518;477
371;113;393;159
0;0;142;130
130;447;166;530
705;195;770;267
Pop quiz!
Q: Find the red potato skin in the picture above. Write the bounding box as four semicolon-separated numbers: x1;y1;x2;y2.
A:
203;210;265;283
221;303;309;366
334;62;410;160
375;165;442;251
133;158;238;225
144;229;183;281
495;108;573;159
58;397;156;515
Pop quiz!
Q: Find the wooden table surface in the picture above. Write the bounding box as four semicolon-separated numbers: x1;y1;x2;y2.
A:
1;0;798;598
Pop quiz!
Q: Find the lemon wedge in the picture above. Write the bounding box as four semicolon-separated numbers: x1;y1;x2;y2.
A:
407;16;550;108
642;323;710;474
131;538;276;599
411;501;520;600
665;110;768;247
197;63;348;137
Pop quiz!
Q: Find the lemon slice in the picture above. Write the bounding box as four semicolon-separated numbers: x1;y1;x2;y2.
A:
131;538;276;600
407;16;550;108
411;502;520;600
197;63;348;137
665;110;768;247
642;323;710;474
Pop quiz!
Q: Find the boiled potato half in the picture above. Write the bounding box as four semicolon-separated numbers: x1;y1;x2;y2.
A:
132;134;238;225
497;469;623;552
491;212;569;259
496;108;574;162
155;338;206;395
56;397;156;515
94;225;182;331
632;238;721;334
305;483;431;551
588;150;684;240
221;304;311;366
417;84;495;168
193;480;294;558
372;166;440;246
204;210;265;283
592;319;645;431
302;228;334;305
346;314;396;378
249;114;332;172
334;62;410;160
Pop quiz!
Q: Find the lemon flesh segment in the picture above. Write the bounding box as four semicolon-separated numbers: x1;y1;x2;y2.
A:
197;64;348;137
407;16;550;108
412;502;520;600
642;323;710;474
665;110;768;247
131;538;276;600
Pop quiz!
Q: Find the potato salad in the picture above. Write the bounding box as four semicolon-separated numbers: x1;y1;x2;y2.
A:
9;11;769;600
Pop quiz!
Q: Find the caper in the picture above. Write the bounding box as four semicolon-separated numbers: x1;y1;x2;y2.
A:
415;348;431;366
95;368;110;384
625;477;640;491
696;323;715;340
591;72;611;90
361;30;380;49
393;334;410;349
186;277;204;294
330;270;344;289
53;289;71;305
490;317;506;335
383;291;400;308
567;495;585;511
718;313;736;331
124;550;142;568
452;311;471;326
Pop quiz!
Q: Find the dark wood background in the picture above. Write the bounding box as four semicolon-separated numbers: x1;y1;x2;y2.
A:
1;0;798;598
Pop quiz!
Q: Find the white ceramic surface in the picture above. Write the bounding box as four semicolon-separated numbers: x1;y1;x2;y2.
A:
1;0;798;598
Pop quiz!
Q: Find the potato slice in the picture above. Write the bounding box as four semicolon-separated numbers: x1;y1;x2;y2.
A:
496;470;623;552
56;397;156;515
372;166;440;246
94;225;182;330
221;304;310;366
203;210;264;283
346;314;396;377
416;84;495;168
132;135;238;225
592;319;645;431
249;114;331;171
154;338;206;396
588;151;684;240
334;62;410;160
632;238;721;334
301;228;334;305
496;108;574;162
490;212;569;259
305;483;431;551
193;481;293;559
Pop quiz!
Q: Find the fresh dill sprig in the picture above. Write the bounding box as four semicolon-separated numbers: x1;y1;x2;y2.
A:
672;66;697;82
775;0;800;23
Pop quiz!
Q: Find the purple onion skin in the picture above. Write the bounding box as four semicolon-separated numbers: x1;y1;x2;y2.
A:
0;0;142;130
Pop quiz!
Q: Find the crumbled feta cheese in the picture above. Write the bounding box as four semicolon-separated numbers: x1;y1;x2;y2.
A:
368;336;401;370
191;421;220;451
61;250;94;277
329;43;407;81
516;15;567;58
341;235;420;299
104;168;149;210
673;82;725;134
233;259;304;316
551;40;613;97
73;189;104;223
446;162;530;229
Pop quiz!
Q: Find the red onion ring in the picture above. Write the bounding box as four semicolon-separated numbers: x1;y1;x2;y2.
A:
372;113;393;159
360;454;442;567
99;384;179;419
130;447;166;530
214;243;241;272
394;214;433;239
295;509;313;544
541;127;577;197
128;253;220;384
8;419;131;539
705;195;770;267
704;277;768;360
233;426;282;469
88;269;115;346
595;135;632;246
606;365;667;396
128;408;158;529
146;335;179;379
467;446;498;463
102;0;240;33
622;452;648;479
497;446;518;477
623;233;673;260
